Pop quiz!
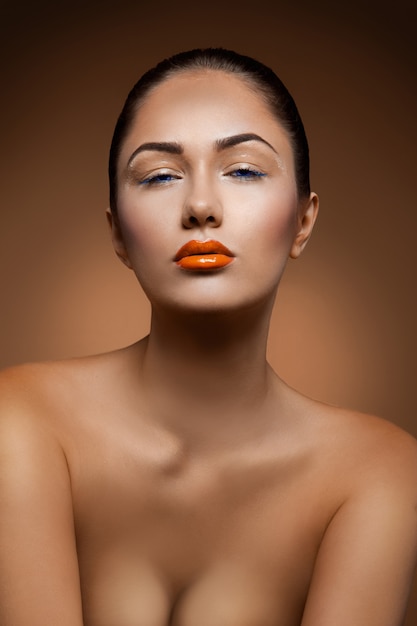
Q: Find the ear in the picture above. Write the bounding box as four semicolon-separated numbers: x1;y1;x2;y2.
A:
106;208;133;269
289;192;319;259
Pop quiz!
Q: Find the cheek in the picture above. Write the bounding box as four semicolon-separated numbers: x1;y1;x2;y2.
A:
117;193;175;263
238;186;298;256
264;204;296;245
231;186;299;297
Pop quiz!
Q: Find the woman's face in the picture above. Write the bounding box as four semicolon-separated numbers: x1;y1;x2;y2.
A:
110;69;317;314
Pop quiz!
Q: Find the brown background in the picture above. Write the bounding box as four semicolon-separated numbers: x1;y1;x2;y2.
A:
1;0;416;621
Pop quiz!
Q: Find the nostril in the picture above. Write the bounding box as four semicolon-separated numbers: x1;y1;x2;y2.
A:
183;209;220;227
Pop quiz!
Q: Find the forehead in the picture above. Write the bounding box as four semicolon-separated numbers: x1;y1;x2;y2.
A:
119;69;293;164
143;68;268;114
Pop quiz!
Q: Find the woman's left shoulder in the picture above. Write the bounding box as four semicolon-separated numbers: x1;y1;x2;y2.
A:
299;402;417;626
317;401;417;494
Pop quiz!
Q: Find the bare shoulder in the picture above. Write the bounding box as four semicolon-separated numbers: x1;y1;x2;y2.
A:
0;357;91;417
0;360;57;427
279;380;417;502
0;351;129;511
0;344;135;409
0;359;78;486
0;341;146;446
304;393;417;500
298;398;417;626
0;360;92;625
0;360;75;456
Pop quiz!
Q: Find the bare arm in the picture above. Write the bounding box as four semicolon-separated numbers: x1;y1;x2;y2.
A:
0;371;83;625
302;432;417;626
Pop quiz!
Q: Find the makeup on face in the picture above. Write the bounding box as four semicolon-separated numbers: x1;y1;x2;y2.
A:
126;133;280;168
126;132;285;180
174;240;235;271
112;70;303;315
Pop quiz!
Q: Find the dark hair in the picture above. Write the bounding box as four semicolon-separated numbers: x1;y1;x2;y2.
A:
109;48;311;212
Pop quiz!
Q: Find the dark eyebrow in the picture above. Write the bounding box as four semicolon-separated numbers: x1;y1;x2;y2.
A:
215;133;278;154
126;132;278;168
127;141;183;166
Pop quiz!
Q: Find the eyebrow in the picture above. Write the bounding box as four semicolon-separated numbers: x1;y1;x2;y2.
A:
126;132;278;167
215;133;278;154
127;141;183;166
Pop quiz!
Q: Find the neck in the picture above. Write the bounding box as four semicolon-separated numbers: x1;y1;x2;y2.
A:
134;298;282;450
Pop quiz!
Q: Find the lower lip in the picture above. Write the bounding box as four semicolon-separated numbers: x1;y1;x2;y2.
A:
176;254;234;270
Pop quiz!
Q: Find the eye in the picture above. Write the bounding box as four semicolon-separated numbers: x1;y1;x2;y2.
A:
227;167;266;181
139;172;181;186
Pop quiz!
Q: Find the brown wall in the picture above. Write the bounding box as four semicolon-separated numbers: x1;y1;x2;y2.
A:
1;0;416;620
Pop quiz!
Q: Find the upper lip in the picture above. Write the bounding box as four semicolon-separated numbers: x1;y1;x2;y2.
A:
174;239;234;261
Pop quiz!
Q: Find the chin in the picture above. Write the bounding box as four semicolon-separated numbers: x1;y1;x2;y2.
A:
137;266;281;318
148;287;278;319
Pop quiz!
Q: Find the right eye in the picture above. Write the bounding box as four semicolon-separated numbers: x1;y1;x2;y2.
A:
139;172;180;186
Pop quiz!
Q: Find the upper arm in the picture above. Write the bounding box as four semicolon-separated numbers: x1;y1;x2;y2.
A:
0;371;83;625
302;433;417;626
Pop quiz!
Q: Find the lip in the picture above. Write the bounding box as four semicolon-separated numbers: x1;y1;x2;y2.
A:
174;239;235;271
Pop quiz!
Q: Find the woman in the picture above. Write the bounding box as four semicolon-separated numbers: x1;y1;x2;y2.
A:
1;48;416;626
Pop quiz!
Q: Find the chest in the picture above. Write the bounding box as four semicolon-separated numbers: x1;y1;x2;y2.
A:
71;429;327;565
70;438;332;626
66;413;340;626
80;558;308;626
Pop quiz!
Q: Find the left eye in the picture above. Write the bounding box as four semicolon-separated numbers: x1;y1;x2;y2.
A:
227;168;266;180
139;173;179;186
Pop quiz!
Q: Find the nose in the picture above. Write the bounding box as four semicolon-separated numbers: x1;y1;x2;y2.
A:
181;174;223;229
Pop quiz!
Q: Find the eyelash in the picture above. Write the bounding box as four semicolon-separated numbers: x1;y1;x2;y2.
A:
138;167;266;187
227;167;266;180
139;173;180;186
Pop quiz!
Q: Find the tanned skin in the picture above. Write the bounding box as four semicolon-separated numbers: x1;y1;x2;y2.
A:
1;70;417;626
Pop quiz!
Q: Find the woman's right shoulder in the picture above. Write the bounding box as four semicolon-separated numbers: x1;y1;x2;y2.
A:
0;349;123;412
0;361;69;446
0;361;52;411
0;359;76;411
0;355;107;436
0;361;85;625
0;346;139;434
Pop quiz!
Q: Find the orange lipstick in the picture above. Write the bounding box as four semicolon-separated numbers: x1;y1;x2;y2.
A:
174;240;235;271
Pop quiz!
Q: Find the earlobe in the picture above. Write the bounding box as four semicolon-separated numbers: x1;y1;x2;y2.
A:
289;193;319;259
106;208;133;269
